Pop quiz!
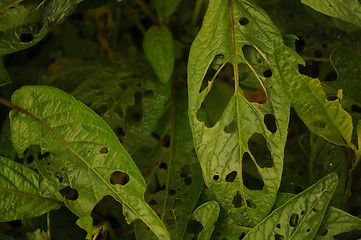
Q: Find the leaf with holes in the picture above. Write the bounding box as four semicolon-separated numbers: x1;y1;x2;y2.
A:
134;89;203;240
243;173;338;240
188;201;220;240
143;26;175;83
0;156;62;222
9;86;170;240
72;66;171;154
301;0;361;28
275;43;353;146
188;0;290;226
315;206;361;239
0;22;47;56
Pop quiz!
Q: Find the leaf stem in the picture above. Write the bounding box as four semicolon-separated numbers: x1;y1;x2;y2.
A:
133;0;160;26
124;3;146;35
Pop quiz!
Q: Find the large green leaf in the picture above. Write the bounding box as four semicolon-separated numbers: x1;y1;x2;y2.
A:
188;0;290;226
9;86;170;240
0;22;48;56
0;156;62;222
72;66;171;154
143;26;175;83
134;88;203;240
243;173;338;240
275;43;353;146
301;0;361;28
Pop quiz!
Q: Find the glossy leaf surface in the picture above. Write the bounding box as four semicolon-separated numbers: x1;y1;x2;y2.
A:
243;173;338;240
9;86;170;239
0;156;61;222
188;0;290;226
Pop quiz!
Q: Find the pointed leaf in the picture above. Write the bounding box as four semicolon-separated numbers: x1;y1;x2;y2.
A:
274;44;353;146
9;86;170;240
191;201;220;240
0;156;62;222
243;173;338;240
301;0;361;28
134;89;203;240
188;0;290;226
143;26;175;83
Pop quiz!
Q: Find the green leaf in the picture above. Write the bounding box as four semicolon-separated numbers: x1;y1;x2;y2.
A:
243;173;338;240
154;0;181;20
9;86;170;240
274;43;353;146
143;26;175;83
0;22;48;55
0;156;62;222
0;57;11;86
134;88;203;240
43;0;83;23
72;66;171;154
190;201;220;240
315;207;361;239
301;0;361;28
188;0;290;226
26;229;50;240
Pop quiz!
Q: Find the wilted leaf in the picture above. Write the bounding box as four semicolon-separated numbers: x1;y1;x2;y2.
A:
243;173;338;240
143;26;175;83
301;0;361;28
188;0;290;226
134;89;203;240
9;86;170;239
0;156;62;222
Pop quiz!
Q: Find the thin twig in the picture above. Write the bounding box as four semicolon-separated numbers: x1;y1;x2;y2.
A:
133;0;160;26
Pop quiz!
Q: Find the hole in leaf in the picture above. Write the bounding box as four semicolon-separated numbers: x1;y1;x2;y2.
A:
25;156;34;164
160;134;171;148
180;164;191;178
151;132;160;140
317;226;328;236
60;187;79;200
159;162;168;170
199;56;221;93
324;71;337;82
213;173;220;181
276;223;281;229
289;213;299;227
246;199;257;209
351;104;361;113
225;171;237;182
264;114;277;133
275;234;285;240
307;229;311;232
327;96;338;101
197;63;234;127
312;207;318;212
100;147;108;154
147;175;166;193
110;171;129;185
224;120;237;133
295;37;306;53
263;69;272;78
168;189;176;196
20;33;33;42
301;210;305;215
313;121;326;128
239;17;249;25
143;90;154;98
242;152;264;190
232;191;243;208
186;220;203;238
242;89;267;104
248;133;273;168
39;152;50;159
185;177;192;185
148;199;158;206
239;233;246;240
126;91;143;123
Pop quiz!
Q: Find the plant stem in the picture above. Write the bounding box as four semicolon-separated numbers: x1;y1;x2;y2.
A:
124;3;146;35
133;0;160;26
190;0;204;30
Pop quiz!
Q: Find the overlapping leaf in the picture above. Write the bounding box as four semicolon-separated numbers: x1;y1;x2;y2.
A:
0;156;62;222
72;65;171;154
134;89;203;240
243;173;338;240
9;86;170;239
188;0;290;226
275;43;353;146
301;0;361;28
